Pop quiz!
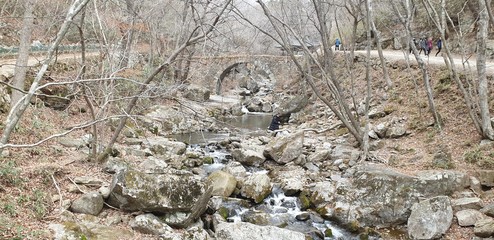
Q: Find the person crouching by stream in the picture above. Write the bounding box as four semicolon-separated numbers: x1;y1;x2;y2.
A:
268;114;281;132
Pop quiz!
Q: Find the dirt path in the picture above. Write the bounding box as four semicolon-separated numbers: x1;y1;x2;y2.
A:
0;52;99;78
1;50;493;79
354;49;494;74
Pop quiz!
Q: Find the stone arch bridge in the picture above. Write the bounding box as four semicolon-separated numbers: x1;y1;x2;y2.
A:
190;55;292;95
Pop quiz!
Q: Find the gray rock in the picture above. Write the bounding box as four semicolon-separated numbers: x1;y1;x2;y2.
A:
223;161;248;181
241;172;272;203
208;170;237;197
50;221;134;240
456;209;486;226
107;169;211;228
58;137;86;148
407;196;453;240
374;123;388;138
231;148;265;167
263;131;304;164
70;192;104;216
385;124;407;138
144;136;187;155
474;218;494;238
308;149;331;163
73;176;104;186
471;170;494;187
98;185;111;199
276;165;308;196
130;213;176;236
481;203;494;218
451;197;483;211
215;222;306;240
103;158;128;174
327;165;469;228
138;157;169;173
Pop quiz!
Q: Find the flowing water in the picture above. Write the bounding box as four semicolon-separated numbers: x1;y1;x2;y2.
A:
171;114;378;239
167;113;273;145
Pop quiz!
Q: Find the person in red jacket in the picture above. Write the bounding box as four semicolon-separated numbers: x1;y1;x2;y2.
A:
427;38;433;56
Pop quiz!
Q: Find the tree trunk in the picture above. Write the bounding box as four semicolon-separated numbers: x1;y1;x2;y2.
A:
11;0;36;109
477;0;494;139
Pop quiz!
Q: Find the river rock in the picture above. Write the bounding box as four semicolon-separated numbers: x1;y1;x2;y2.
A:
223;161;248;181
144;136;187;155
215;222;306;240
231;148;265;166
263;131;304;164
208;170;237;197
274;165;308;196
240;172;272;203
456;209;486;226
70;192;104;216
107;168;211;228
474;218;494;238
407;196;453;240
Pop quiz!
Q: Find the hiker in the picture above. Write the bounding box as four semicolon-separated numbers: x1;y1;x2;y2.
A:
427;37;433;56
410;38;418;53
418;38;427;55
435;38;442;56
268;114;281;131
335;38;341;51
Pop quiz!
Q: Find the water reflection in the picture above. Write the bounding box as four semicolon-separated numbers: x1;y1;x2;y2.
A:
168;113;273;144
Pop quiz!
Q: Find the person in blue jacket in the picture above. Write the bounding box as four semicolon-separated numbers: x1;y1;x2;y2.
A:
335;38;341;51
435;38;442;56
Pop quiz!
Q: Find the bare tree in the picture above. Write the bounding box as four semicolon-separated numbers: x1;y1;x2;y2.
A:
476;0;494;139
0;0;91;154
367;0;392;89
11;0;36;109
422;0;493;139
249;0;370;157
96;0;234;162
391;0;442;130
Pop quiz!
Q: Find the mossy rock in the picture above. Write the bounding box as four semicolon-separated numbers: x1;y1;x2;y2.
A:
324;228;333;238
203;156;214;164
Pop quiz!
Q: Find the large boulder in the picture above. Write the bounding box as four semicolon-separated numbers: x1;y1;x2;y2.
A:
208;170;237;197
273;165;308;196
231;147;265;167
263;131;304;164
325;165;469;228
215;222;306;240
240;172;272;203
143;136;187;156
107;169;212;228
407;196;453;240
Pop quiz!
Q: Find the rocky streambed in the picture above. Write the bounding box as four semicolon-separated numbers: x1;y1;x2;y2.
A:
50;62;494;239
